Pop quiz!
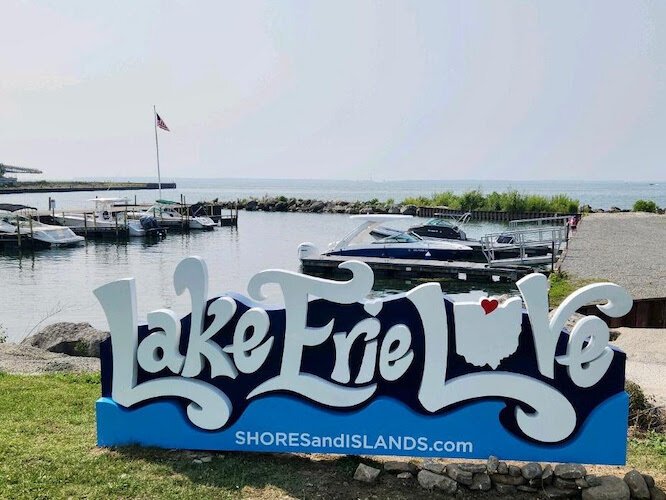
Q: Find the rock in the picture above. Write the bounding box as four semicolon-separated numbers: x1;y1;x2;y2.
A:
421;461;446;474
396;472;413;480
469;472;491;491
495;483;517;494
508;465;522;477
521;462;542;480
388;205;401;214
353;463;380;484
446;464;473;485
384;461;418;475
200;456;212;463
650;487;666;500
245;200;258;211
401;204;417;216
416;470;457;493
544;486;579;498
554;463;587;480
22;322;108;358
192;459;202;464
542;464;554;485
274;201;288;212
491;473;526;486
517;485;539;493
497;461;509;474
582;476;630;500
575;477;589;488
586;475;602;487
486;455;499;474
359;206;373;214
642;475;655;489
609;206;621;213
309;201;325;213
623;470;650;499
553;477;579;490
458;463;487;474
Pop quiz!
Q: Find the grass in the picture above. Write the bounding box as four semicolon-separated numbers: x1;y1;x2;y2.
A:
0;373;664;498
548;271;599;308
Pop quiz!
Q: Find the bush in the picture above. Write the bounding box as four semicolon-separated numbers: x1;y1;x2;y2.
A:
633;199;658;213
458;189;485;210
626;380;664;432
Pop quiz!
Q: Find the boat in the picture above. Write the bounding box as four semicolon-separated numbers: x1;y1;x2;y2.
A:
298;215;474;262
53;198;163;237
371;213;551;261
0;209;84;248
135;200;216;230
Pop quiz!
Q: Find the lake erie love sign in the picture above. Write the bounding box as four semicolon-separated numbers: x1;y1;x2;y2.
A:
94;257;633;464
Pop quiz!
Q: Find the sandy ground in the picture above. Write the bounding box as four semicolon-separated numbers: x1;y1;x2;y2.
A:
611;327;666;407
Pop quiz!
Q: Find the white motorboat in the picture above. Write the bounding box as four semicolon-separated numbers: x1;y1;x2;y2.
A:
0;210;84;247
54;198;155;237
136;200;216;230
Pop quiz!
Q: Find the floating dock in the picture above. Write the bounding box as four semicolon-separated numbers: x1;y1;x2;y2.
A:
301;255;535;282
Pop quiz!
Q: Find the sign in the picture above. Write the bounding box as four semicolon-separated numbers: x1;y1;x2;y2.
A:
95;257;632;464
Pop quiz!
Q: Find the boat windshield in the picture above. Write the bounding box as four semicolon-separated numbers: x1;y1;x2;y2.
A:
424;218;457;228
373;232;422;244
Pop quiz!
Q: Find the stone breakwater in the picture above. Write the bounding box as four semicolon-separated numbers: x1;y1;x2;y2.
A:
213;197;417;215
354;457;665;499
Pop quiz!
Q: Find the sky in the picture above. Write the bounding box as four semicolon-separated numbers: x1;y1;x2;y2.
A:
1;1;665;181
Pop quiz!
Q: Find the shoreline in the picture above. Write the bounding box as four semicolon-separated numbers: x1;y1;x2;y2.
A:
0;181;177;194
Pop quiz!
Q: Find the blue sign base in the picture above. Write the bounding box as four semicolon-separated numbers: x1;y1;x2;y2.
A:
97;391;628;464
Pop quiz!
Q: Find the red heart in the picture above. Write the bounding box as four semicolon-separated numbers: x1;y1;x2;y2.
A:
481;298;499;315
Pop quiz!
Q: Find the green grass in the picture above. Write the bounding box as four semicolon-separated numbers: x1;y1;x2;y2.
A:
0;373;663;498
548;272;600;308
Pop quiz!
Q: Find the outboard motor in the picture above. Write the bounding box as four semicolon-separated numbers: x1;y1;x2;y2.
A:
297;242;319;260
140;215;160;230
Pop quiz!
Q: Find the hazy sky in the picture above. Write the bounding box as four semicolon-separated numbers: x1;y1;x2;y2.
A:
1;1;664;181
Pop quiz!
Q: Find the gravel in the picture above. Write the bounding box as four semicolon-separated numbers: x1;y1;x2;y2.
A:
0;343;99;374
561;213;666;299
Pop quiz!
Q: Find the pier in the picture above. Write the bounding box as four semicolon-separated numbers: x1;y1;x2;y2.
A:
301;255;535;282
0;181;177;195
417;206;578;222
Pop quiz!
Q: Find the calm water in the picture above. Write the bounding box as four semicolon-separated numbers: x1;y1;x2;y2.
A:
2;178;664;342
0;210;505;342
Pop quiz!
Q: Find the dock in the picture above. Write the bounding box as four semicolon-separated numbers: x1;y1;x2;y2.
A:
301;255;535;282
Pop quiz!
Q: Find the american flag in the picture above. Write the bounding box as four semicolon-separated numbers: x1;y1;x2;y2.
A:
156;113;170;131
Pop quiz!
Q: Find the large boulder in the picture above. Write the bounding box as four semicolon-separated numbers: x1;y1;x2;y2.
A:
21;322;108;358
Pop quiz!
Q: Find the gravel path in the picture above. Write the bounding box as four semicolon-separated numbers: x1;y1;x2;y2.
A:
611;327;666;407
0;343;99;374
561;212;666;299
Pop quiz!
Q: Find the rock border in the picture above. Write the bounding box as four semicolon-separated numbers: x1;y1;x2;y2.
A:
353;456;665;499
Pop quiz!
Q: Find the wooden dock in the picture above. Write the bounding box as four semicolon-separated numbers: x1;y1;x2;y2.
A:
300;255;535;282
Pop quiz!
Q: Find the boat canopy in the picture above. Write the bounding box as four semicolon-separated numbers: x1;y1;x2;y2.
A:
0;204;37;212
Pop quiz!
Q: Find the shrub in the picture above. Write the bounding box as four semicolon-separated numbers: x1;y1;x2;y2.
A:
626;380;664;432
458;189;485;210
633;199;658;213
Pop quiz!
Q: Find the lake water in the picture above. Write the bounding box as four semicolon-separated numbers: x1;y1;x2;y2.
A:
1;178;664;342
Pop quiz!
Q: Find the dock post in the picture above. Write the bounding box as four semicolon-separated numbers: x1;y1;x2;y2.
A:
115;212;118;237
16;214;21;248
29;214;33;241
84;214;87;237
551;241;556;271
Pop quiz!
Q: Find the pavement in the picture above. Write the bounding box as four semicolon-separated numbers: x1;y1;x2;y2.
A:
611;327;666;407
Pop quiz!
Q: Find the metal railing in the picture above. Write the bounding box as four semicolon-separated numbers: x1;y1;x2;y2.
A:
480;225;568;267
509;215;573;228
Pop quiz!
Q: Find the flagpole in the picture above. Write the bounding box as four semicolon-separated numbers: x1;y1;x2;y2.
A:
153;105;162;200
